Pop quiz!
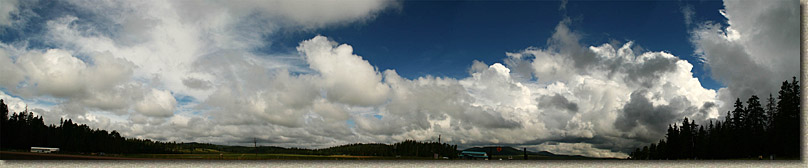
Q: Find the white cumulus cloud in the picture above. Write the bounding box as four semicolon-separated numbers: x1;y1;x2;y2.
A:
0;0;794;158
297;36;391;106
690;0;799;114
135;88;177;117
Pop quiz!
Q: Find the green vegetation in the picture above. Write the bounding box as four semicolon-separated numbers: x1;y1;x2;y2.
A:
8;78;797;160
629;77;801;160
121;153;390;160
464;146;536;156
462;146;617;160
0;100;602;160
0;101;458;159
160;140;458;158
0;105;176;154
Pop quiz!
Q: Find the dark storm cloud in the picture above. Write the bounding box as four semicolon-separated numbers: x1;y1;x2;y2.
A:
182;77;212;90
624;56;678;88
614;90;681;133
547;18;600;71
538;94;579;113
691;0;798;116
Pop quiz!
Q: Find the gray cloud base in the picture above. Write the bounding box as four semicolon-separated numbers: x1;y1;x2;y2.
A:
0;0;796;158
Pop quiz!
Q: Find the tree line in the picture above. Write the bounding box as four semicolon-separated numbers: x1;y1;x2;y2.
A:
390;140;458;158
0;100;458;157
629;77;800;160
0;103;178;154
177;141;459;158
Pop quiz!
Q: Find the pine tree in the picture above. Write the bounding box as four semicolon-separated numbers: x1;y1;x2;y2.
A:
649;143;657;160
775;78;799;157
0;99;7;148
1;99;7;124
706;120;715;159
696;125;707;159
745;95;765;157
657;140;667;160
765;94;776;130
731;98;744;130
730;99;746;158
786;77;800;157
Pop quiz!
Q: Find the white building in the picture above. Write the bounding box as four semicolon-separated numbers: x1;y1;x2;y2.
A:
30;147;60;153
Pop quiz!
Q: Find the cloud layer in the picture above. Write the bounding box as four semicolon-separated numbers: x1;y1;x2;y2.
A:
690;0;799;114
0;0;796;158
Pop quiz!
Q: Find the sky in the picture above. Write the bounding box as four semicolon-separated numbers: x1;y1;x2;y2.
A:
0;0;799;158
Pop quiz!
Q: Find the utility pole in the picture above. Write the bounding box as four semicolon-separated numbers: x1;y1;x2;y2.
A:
416;144;419;157
254;138;258;157
438;135;441;144
524;148;528;160
488;147;492;160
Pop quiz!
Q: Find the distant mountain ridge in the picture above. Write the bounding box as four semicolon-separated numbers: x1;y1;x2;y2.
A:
463;146;540;156
462;146;603;159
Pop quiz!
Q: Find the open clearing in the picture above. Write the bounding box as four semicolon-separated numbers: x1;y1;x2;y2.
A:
0;151;438;160
0;151;152;160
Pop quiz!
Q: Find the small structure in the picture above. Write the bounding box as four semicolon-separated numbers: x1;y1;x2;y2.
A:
30;147;60;153
459;151;488;160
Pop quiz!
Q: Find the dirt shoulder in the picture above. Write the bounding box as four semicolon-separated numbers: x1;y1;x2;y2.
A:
0;151;155;160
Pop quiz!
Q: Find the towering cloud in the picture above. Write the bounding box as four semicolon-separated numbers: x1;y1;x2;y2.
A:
298;36;391;106
690;0;799;114
0;0;795;158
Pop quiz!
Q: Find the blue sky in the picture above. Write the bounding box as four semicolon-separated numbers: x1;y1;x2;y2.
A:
0;0;798;158
263;0;726;90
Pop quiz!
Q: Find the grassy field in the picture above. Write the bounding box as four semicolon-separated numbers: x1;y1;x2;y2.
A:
118;153;447;160
485;155;620;160
1;150;614;160
0;151;149;160
118;153;622;160
0;152;601;160
1;151;442;160
117;153;618;160
122;153;375;160
9;151;794;160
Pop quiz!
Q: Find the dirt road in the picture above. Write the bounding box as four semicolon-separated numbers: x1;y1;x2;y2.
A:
0;151;154;160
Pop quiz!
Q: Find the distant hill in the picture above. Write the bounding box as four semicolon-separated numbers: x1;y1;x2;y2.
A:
0;102;617;160
171;140;459;158
463;146;538;156
462;146;614;160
